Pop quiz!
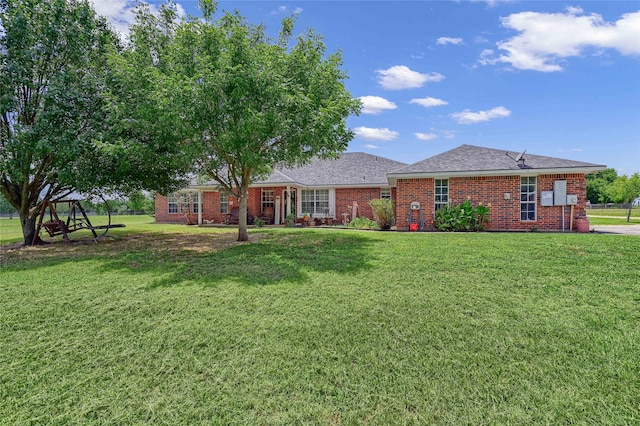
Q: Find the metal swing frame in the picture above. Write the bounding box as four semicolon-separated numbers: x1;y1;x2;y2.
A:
33;197;125;245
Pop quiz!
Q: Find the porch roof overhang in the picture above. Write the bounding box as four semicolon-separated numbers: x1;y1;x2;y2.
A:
186;182;389;191
386;165;608;186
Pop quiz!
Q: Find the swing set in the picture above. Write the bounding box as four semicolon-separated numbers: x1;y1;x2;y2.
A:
33;197;125;245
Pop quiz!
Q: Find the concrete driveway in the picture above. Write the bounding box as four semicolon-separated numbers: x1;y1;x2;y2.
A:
591;225;640;235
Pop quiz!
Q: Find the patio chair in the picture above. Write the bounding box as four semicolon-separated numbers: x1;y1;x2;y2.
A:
226;207;240;224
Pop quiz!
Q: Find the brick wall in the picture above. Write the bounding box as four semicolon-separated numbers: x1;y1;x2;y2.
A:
396;173;588;231
335;188;387;221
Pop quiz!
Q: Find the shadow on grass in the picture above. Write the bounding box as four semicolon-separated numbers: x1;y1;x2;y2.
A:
117;231;379;288
1;229;379;288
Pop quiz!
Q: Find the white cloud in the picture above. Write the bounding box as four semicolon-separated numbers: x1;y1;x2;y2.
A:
359;96;398;115
485;8;640;72
415;133;438;141
272;6;303;15
442;130;457;139
451;106;511;124
376;65;445;90
437;37;463;45
354;127;399;141
364;144;379;149
89;0;136;35
410;97;448;108
471;0;513;7
89;0;185;37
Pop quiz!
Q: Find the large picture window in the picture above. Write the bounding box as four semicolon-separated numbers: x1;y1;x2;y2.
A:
520;176;536;221
301;189;329;216
434;179;449;211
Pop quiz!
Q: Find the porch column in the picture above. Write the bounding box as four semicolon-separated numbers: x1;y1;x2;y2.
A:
198;189;203;225
285;186;291;217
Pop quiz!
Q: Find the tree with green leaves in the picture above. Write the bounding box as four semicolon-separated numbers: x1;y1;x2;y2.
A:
1;0;189;245
607;173;640;222
137;1;360;241
586;168;618;204
0;193;16;217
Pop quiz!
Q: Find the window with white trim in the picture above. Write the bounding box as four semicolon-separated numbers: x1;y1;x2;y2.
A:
179;193;191;214
168;193;178;214
434;179;449;211
262;190;275;209
301;189;329;216
380;187;391;200
219;192;228;214
521;176;536;221
192;192;201;214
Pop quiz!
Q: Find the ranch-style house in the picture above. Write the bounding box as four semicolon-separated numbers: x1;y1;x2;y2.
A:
155;144;606;232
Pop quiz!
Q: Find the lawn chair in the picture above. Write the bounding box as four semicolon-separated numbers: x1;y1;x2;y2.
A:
225;207;240;224
260;206;274;225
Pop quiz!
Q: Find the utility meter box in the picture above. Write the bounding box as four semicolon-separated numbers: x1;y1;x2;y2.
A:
566;194;578;205
541;191;554;206
410;201;421;210
554;180;567;206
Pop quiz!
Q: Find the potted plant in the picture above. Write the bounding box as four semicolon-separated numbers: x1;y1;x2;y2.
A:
576;218;590;233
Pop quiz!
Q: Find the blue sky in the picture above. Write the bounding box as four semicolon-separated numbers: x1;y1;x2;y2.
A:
92;0;640;175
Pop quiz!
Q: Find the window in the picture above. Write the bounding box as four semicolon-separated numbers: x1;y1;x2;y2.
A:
219;192;228;214
380;187;391;200
434;179;449;211
262;190;275;209
192;192;201;214
168;193;178;214
301;189;329;216
179;193;191;214
520;176;536;221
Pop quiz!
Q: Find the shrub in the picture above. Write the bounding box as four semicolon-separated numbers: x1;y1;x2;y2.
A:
285;214;296;227
347;216;378;230
368;198;395;230
434;198;490;232
253;217;265;228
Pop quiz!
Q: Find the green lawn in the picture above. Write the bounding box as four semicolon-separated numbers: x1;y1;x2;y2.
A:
587;216;640;225
587;207;640;218
1;222;639;424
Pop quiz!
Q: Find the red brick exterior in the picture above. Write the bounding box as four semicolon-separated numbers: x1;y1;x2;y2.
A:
156;173;587;232
335;187;393;221
156;186;390;224
396;173;588;231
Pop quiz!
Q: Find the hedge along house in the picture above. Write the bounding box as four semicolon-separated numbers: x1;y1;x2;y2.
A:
388;145;606;231
155;153;407;225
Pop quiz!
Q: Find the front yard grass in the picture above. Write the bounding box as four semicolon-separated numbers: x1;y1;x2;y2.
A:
1;225;639;424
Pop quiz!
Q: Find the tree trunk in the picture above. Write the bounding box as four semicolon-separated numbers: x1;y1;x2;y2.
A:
20;210;42;246
627;205;632;223
237;190;249;242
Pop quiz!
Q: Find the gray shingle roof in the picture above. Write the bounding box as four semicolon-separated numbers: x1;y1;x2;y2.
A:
390;144;606;176
256;152;407;187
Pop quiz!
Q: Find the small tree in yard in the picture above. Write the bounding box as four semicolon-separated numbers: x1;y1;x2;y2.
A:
607;173;640;222
586;168;617;204
139;0;360;241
